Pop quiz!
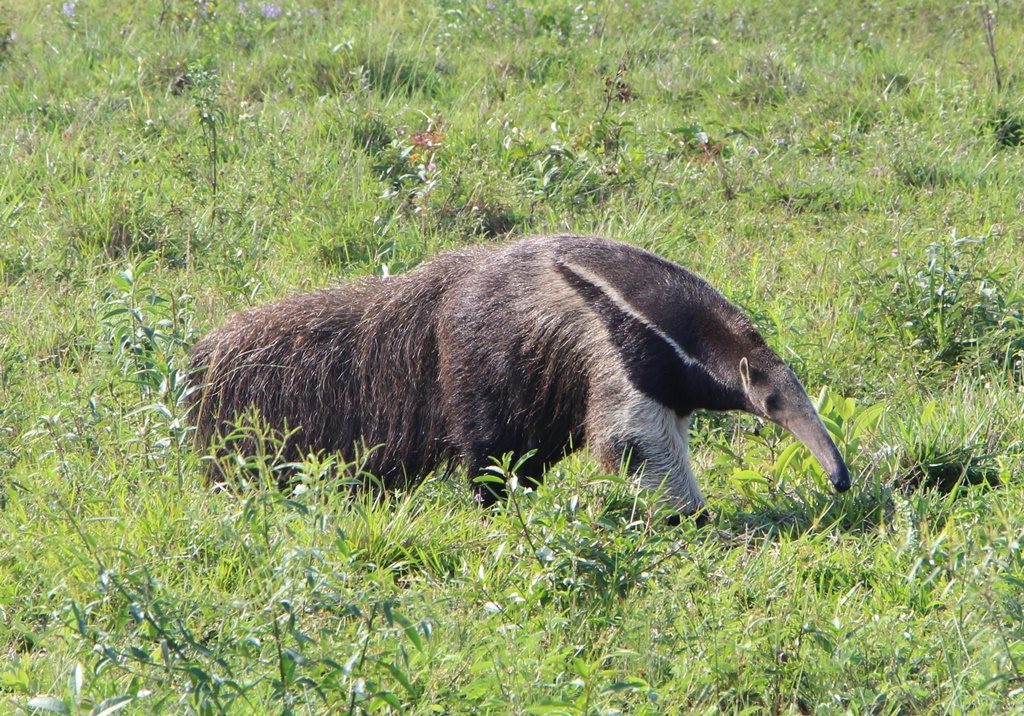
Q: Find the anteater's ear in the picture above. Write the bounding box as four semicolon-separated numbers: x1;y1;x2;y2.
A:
739;356;752;395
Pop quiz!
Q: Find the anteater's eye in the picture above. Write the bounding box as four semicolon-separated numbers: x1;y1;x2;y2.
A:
764;393;781;413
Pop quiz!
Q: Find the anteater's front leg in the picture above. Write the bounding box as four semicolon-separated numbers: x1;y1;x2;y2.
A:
587;384;707;520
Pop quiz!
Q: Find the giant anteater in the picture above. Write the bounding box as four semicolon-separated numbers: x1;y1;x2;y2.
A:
189;235;850;518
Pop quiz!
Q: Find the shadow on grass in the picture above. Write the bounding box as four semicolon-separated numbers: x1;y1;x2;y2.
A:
718;482;895;542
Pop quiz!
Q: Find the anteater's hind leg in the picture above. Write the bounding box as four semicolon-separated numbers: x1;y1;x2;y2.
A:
438;316;564;508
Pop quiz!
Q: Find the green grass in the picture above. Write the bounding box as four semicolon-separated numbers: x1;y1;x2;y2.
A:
2;0;1024;712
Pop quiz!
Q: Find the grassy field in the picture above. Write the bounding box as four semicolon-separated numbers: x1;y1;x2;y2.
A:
2;0;1024;712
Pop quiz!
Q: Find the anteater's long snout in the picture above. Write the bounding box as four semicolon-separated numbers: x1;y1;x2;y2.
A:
828;458;851;492
772;395;851;493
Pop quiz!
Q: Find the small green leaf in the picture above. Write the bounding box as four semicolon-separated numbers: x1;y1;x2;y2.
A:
92;695;133;716
371;691;402;708
731;469;768;485
603;677;648;692
392;613;423;652
773;442;804;476
473;473;505;485
27;695;69;714
383;660;417;696
69;663;83;698
112;273;133;292
280;650;297;684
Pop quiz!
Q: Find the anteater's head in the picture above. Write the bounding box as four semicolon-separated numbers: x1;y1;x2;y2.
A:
551;238;851;496
734;349;850;493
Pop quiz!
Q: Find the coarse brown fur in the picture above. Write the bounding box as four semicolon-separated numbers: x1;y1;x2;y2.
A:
189;234;849;512
189;248;465;489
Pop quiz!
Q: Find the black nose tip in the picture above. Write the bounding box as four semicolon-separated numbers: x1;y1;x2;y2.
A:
831;464;851;493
